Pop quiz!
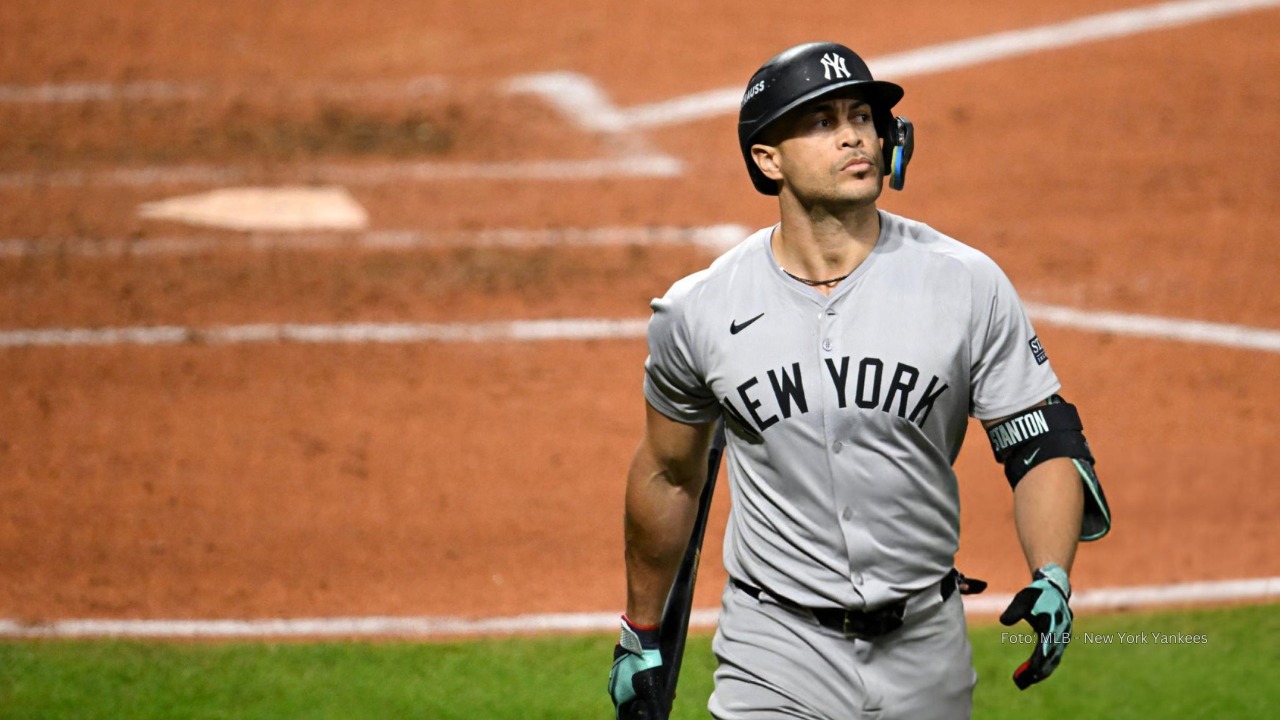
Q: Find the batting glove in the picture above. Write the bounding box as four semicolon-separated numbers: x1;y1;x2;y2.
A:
608;616;665;719
999;563;1072;690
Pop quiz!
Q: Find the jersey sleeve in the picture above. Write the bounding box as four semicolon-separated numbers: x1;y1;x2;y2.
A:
642;282;721;425
969;259;1061;420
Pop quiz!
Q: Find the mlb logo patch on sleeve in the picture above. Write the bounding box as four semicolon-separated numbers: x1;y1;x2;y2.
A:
1029;336;1048;365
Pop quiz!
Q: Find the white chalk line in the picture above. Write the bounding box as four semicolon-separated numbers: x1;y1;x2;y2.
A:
0;225;749;259
2;0;1274;188
0;156;683;189
1024;302;1280;353
0;77;449;104
0;319;652;349
0;303;1277;353
622;0;1280;129
1;576;1275;639
3;225;1272;353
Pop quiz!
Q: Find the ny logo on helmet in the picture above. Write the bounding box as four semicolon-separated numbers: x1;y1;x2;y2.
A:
820;53;851;80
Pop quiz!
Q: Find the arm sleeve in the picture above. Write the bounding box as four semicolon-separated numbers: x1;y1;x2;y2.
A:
969;259;1061;420
642;286;720;425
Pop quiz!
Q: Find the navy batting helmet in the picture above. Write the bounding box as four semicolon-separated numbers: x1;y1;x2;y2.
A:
738;42;909;195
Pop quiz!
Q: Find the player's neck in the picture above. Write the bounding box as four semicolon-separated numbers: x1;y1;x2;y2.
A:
773;201;880;296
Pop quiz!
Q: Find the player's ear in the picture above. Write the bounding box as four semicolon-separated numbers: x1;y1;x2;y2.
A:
751;143;784;183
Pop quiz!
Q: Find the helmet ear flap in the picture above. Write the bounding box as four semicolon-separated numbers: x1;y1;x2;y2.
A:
888;117;914;191
873;108;896;175
873;109;894;148
875;110;914;191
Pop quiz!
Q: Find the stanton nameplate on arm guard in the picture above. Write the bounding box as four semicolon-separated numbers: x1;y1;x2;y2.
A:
986;396;1112;541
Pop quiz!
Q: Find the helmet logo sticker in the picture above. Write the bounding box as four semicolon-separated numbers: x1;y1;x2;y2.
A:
820;53;851;80
742;80;766;107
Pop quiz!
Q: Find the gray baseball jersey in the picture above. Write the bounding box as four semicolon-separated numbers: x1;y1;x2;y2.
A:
643;210;1060;610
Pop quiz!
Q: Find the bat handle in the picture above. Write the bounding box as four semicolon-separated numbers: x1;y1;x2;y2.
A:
655;420;726;716
618;667;670;719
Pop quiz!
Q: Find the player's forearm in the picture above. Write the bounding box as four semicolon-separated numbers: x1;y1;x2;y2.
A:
623;447;703;626
1012;457;1084;574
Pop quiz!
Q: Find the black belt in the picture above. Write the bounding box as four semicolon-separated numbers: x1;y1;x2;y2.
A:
731;569;985;639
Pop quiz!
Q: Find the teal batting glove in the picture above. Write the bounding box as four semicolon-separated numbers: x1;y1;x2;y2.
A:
999;563;1072;690
608;616;665;719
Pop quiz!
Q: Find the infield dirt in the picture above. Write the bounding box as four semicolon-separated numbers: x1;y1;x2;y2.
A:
1;0;1277;626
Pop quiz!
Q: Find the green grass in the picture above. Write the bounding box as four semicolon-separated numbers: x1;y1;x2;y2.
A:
970;603;1279;719
1;604;1276;719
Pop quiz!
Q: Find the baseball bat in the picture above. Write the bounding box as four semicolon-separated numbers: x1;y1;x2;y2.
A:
655;420;727;718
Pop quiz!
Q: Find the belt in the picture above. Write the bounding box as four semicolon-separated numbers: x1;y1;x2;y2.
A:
731;569;985;639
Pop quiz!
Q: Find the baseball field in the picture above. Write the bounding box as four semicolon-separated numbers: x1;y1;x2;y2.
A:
2;0;1278;717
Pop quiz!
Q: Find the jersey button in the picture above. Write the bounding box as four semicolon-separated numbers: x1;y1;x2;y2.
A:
822;338;833;352
852;572;865;586
841;508;853;522
832;441;843;453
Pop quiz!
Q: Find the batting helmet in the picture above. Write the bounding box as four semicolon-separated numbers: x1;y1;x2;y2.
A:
738;42;909;195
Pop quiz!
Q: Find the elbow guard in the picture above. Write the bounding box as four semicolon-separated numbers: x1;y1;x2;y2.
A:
986;396;1112;541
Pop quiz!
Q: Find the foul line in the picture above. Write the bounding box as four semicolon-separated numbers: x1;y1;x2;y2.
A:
1;576;1275;639
0;225;749;258
1;304;1277;353
622;0;1280;129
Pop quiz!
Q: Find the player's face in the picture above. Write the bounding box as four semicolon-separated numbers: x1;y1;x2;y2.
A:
759;97;884;206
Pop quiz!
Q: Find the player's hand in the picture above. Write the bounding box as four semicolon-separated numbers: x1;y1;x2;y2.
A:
608;616;666;719
999;563;1072;690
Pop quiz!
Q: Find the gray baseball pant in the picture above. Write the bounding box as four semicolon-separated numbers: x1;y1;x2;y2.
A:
708;578;976;719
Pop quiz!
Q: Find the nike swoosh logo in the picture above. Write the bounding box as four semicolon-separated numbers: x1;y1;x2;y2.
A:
1023;448;1042;466
730;313;765;335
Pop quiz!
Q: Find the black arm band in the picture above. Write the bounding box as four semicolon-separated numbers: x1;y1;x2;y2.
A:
986;400;1095;487
986;396;1111;541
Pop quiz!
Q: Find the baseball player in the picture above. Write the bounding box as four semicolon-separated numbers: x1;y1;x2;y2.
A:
608;41;1111;719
